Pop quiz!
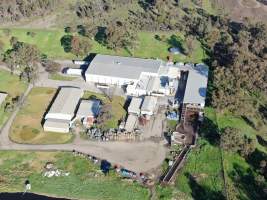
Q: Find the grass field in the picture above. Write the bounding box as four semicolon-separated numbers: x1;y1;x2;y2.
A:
0;28;206;63
10;87;73;144
0;151;149;200
49;73;77;81
0;70;27;128
198;107;267;200
83;91;126;129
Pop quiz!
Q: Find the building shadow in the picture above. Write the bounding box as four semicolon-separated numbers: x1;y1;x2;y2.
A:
198;117;220;146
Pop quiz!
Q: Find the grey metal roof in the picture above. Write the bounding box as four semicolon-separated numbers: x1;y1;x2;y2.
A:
43;118;70;129
125;114;138;132
183;63;209;105
0;93;7;105
147;76;160;92
85;54;162;80
77;99;100;118
128;97;142;114
141;96;158;112
47;87;83;116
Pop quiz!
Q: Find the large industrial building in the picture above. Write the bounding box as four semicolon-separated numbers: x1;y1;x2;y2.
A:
43;87;84;133
85;54;161;86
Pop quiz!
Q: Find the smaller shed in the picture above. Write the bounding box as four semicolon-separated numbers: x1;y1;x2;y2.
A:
141;96;158;116
125;114;138;132
0;92;8;106
128;97;142;115
76;99;101;126
43;119;70;133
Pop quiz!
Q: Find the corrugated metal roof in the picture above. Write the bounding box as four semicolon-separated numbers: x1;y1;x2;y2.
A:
128;97;142;114
147;76;160;92
46;87;83;116
77;99;100;118
183;63;209;105
141;96;158;112
125;114;138;132
0;93;8;105
85;54;162;80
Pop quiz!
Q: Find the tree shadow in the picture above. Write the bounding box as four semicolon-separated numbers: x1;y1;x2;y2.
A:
198;117;220;146
247;148;267;172
138;0;153;11
77;25;85;36
60;35;73;53
229;162;267;200
95;26;107;45
185;172;225;200
259;104;267;120
100;159;111;175
256;135;267;147
167;34;185;53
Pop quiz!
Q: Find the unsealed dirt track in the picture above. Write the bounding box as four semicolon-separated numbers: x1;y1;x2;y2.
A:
217;0;267;22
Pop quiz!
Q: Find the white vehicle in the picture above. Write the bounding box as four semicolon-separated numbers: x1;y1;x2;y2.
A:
66;68;82;76
73;60;89;65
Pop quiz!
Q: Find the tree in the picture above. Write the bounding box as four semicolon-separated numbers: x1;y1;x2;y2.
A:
42;60;61;74
97;104;113;131
10;36;18;47
221;127;256;157
184;35;198;55
105;21;137;50
4;41;41;83
70;36;92;57
221;127;244;153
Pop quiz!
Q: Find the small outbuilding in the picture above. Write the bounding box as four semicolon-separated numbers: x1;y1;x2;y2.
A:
76;99;101;127
141;96;158;116
45;87;83;121
0;92;8;106
128;97;142;115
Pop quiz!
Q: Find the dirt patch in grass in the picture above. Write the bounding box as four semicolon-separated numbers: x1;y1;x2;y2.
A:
217;0;267;22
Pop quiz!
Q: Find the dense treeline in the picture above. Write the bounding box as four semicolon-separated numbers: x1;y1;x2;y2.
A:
0;0;59;22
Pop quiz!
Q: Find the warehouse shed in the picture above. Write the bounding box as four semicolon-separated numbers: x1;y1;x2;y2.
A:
141;96;158;116
128;97;142;115
76;99;101;127
45;87;84;121
183;63;208;107
76;99;100;119
85;54;162;86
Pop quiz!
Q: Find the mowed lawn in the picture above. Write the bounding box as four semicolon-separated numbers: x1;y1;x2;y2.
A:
0;69;27;128
0;28;206;63
83;91;126;129
0;151;149;200
10;87;73;144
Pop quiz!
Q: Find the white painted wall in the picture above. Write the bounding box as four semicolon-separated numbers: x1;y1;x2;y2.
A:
45;113;73;121
85;74;137;86
43;125;69;133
